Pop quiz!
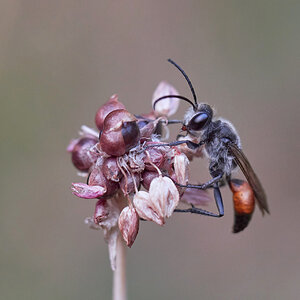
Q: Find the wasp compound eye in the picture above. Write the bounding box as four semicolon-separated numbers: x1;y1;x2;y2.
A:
188;113;209;131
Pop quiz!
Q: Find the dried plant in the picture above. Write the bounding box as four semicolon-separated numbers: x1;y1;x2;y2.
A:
67;82;210;300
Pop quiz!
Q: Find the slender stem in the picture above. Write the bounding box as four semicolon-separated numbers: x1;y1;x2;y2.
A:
113;233;127;300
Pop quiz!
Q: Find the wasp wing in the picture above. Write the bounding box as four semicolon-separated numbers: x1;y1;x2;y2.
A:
228;143;269;215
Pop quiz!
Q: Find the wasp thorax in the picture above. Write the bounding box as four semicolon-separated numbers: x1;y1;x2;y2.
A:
99;109;141;156
95;94;126;130
70;137;98;171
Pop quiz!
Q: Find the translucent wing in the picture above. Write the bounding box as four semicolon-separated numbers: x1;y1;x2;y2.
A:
228;143;269;215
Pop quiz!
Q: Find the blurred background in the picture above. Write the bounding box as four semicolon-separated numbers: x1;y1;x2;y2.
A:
1;1;299;299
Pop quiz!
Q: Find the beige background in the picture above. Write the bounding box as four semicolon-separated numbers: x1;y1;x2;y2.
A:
1;1;299;299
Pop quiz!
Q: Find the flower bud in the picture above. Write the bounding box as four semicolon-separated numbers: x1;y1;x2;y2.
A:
119;173;141;195
118;206;139;247
88;167;119;197
152;81;179;117
71;182;106;199
142;171;159;191
99;109;140;156
95;94;126;130
70;137;98;171
173;152;189;185
133;191;164;225
144;147;165;171
149;176;179;219
102;157;122;182
94;198;110;224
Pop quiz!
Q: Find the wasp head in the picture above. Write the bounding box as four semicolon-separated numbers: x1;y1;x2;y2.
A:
183;104;213;136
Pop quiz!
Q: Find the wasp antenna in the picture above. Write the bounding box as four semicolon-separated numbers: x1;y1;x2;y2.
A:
153;95;196;111
167;58;198;107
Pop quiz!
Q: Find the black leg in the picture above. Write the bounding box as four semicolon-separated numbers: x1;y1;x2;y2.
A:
166;119;184;125
146;139;205;150
174;183;224;218
171;173;223;190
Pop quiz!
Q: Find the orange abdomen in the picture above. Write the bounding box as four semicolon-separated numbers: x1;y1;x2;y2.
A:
229;179;255;233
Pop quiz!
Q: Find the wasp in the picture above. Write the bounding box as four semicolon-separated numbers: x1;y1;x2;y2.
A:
152;59;269;232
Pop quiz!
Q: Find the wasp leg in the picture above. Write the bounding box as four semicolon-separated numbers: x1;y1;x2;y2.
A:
171;173;223;190
165;174;226;189
165;119;183;125
175;183;224;218
146;139;205;150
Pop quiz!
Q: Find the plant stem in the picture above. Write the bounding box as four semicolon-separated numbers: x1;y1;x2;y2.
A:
113;233;127;300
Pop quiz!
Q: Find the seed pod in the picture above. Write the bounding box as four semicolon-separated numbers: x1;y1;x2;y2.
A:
118;206;139;247
102;157;122;182
70;137;98;171
94;198;110;224
229;179;255;233
142;171;159;191
144;147;165;171
99;109;140;156
88;167;119;197
95;94;126;130
119;173;141;195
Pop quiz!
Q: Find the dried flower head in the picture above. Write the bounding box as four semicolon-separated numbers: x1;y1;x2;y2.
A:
67;84;209;270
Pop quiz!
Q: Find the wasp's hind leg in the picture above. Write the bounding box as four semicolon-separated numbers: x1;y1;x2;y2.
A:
174;182;224;218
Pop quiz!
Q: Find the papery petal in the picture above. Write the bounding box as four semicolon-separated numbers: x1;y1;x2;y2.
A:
164;177;180;218
66;138;80;152
71;183;106;199
133;191;164;225
149;176;180;219
152;81;179;117
79;125;99;138
174;153;189;185
118;206;139;247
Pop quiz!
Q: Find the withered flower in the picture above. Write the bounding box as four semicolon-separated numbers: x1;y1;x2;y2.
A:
152;81;179;117
67;86;208;272
118;206;139;247
149;176;179;220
